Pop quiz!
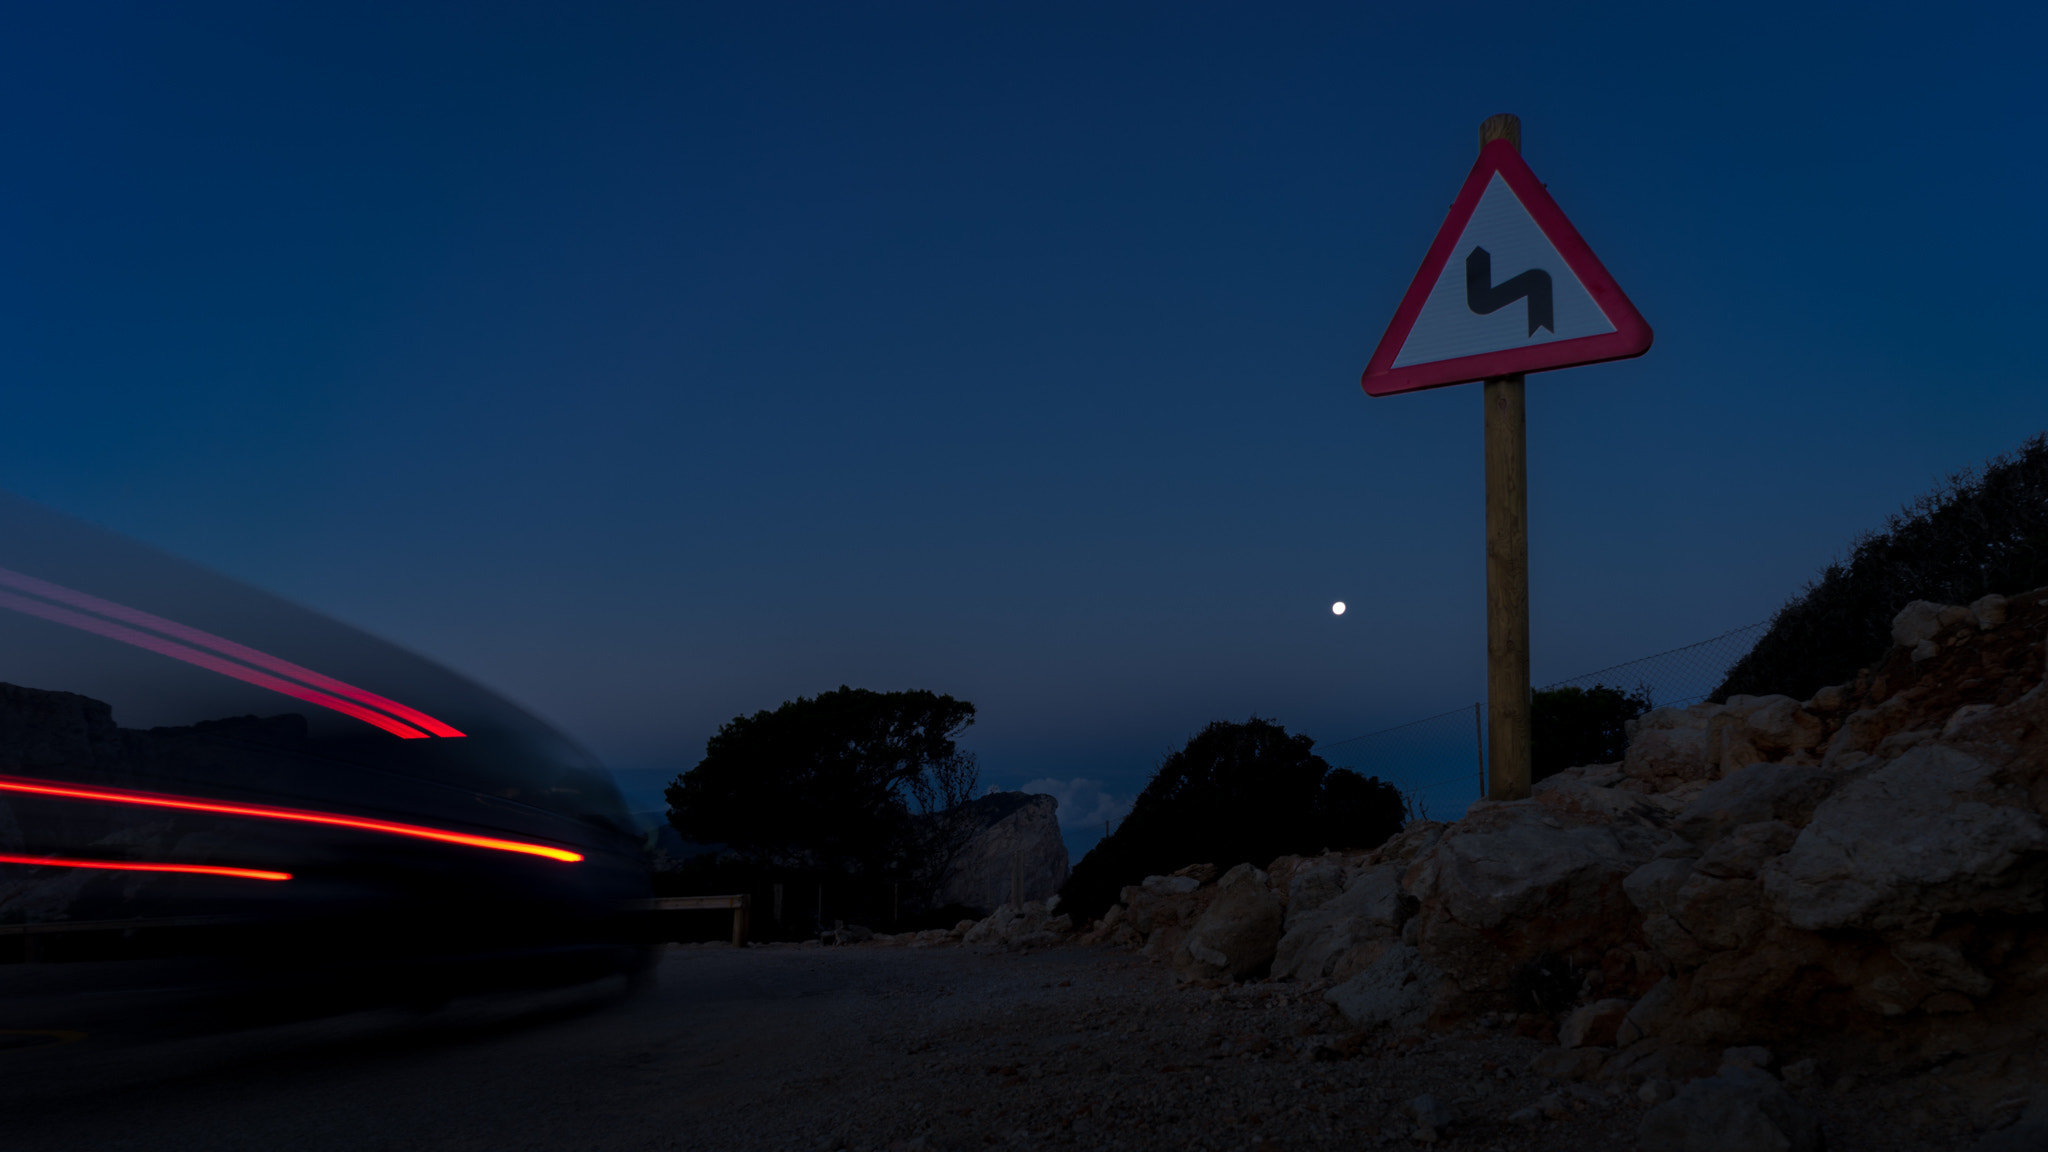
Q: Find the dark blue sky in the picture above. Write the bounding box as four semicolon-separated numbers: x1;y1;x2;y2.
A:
4;3;2043;851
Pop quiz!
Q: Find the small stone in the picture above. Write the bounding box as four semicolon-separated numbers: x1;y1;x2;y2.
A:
1559;998;1633;1049
1408;1094;1453;1130
1507;1106;1541;1129
1639;1080;1676;1105
1537;1092;1572;1121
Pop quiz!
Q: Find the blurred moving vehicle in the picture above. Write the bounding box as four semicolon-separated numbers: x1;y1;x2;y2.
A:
0;491;649;1014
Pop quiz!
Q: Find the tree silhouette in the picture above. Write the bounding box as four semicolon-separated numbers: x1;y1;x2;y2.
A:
665;686;978;881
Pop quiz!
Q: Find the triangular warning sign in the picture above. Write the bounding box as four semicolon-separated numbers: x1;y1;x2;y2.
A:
1361;139;1651;397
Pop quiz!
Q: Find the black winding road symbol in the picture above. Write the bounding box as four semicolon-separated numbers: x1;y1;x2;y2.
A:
1465;246;1553;336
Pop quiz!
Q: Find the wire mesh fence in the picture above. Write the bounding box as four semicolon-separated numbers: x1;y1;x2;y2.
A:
1314;619;1769;821
1315;704;1484;825
1539;620;1770;710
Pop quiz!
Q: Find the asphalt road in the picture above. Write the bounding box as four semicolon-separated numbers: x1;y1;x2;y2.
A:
3;942;1092;1152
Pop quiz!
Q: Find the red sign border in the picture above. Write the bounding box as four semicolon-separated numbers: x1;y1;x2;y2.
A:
1361;139;1653;398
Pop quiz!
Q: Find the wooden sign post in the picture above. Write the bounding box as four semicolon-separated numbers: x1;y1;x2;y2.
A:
1480;114;1533;800
1359;114;1654;804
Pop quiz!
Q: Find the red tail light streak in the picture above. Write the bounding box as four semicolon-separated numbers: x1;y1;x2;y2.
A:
0;776;584;863
0;567;464;739
0;853;291;881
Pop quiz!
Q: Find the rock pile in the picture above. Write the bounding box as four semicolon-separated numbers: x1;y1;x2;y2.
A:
1056;591;2048;1134
960;898;1073;949
1383;591;2048;1081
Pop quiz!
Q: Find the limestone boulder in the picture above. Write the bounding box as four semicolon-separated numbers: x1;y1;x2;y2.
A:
1669;763;1838;847
1623;706;1716;790
1760;743;2048;934
1404;784;1672;1004
1124;874;1204;935
1324;942;1440;1031
1365;820;1447;867
1282;858;1347;924
1271;863;1408;982
1173;863;1284;981
1559;998;1633;1048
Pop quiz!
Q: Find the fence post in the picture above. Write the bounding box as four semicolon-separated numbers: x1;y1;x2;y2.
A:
732;894;751;947
1474;701;1486;800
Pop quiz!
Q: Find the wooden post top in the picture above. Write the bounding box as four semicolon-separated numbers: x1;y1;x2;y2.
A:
1479;113;1521;152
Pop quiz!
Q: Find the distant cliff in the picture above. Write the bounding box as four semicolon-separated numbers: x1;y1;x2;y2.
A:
937;792;1068;914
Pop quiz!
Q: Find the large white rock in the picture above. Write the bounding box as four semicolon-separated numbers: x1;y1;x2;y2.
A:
1624;707;1716;787
1761;743;2048;934
1669;763;1838;847
1271;863;1407;982
1282;858;1346;925
1323;942;1440;1030
1173;863;1283;981
1405;786;1672;995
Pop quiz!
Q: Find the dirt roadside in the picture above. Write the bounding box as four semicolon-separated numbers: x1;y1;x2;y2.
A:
665;940;1981;1152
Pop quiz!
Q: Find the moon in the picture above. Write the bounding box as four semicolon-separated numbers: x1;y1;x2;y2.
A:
1331;601;1346;616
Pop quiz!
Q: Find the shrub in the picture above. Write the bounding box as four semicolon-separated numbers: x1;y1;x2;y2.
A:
1058;717;1405;923
1713;434;2048;702
1531;684;1650;782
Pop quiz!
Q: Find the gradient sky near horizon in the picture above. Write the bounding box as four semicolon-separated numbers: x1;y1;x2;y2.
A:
4;3;2045;856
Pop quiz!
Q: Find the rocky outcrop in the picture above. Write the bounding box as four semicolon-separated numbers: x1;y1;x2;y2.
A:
1384;590;2048;1081
1061;589;2048;1104
935;792;1070;914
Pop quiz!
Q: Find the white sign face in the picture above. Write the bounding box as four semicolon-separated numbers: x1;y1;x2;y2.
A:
1361;139;1651;397
1390;174;1616;369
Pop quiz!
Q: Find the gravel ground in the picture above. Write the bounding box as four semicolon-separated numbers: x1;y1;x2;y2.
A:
665;941;1985;1152
2;938;1995;1150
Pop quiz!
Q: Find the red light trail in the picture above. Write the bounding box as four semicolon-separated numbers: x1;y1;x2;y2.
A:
0;853;291;881
0;566;465;739
0;775;584;863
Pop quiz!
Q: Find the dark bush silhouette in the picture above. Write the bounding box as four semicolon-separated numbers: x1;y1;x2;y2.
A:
1714;433;2048;702
665;687;979;909
1058;717;1406;923
1532;684;1650;783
